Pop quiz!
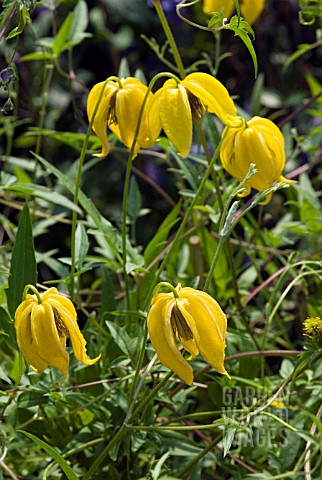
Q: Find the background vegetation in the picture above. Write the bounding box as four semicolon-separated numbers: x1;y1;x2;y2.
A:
1;0;322;478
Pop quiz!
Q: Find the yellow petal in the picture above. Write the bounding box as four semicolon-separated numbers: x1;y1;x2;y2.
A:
240;0;265;25
87;81;119;157
236;128;275;190
15;304;48;374
182;73;241;127
31;303;69;382
249;117;286;175
15;295;36;331
203;0;234;18
146;87;163;147
116;78;155;158
147;295;194;385
179;288;230;377
159;80;192;158
45;295;101;366
180;338;199;360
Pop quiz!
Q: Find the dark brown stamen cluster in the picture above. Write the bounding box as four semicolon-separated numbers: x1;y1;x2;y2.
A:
107;92;118;125
186;89;205;123
53;308;68;338
170;303;194;341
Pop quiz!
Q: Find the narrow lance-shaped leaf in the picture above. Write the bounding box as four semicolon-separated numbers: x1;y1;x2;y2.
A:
6;203;37;318
18;431;78;480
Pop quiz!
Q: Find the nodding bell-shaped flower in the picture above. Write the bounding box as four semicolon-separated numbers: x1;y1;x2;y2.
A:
87;77;156;159
15;286;101;382
203;0;265;25
220;116;294;204
147;283;230;385
147;72;242;158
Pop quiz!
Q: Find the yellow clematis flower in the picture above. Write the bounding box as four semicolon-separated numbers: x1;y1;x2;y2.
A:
147;283;230;385
203;0;265;25
87;77;156;159
147;72;243;158
15;286;101;382
220;116;294;204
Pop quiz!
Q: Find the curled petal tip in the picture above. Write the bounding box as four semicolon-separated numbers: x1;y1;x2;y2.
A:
82;353;102;366
279;175;297;185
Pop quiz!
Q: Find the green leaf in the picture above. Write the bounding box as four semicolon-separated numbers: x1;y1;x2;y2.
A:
5;203;37;318
67;0;91;47
105;320;133;359
0;0;17;35
53;13;73;56
75;223;89;270
226;23;258;77
20;52;53;62
34;153;144;268
207;12;224;28
0;366;12;384
18;431;78;480
6;4;30;40
118;58;130;78
100;268;116;320
223;425;238;457
27;128;100;151
4;183;83;214
127;176;142;221
144;202;181;267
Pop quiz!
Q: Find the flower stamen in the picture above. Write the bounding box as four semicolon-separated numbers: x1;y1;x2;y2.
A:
170;303;193;341
53;308;68;338
107;91;118;125
186;89;205;123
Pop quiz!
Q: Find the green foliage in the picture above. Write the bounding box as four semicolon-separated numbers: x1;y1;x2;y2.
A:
1;0;322;479
5;203;37;318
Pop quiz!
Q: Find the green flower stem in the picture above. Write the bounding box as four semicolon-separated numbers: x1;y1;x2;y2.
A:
127;370;173;422
126;423;225;431
196;120;224;211
83;370;173;479
23;285;42;303
116;70;187;458
152;0;186;79
153;282;179;298
143;137;224;312
204;235;226;292
121;72;180;309
121;155;132;310
70;78;113;300
33;63;54;180
197;124;261;347
127;321;149;411
175;434;222;478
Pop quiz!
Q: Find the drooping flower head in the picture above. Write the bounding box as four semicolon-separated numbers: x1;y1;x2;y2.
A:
87;77;156;159
147;282;230;384
220;116;294;204
147;72;242;158
15;286;101;382
203;0;265;25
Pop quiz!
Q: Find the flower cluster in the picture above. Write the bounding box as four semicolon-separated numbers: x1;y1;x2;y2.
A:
87;69;293;203
87;72;243;160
